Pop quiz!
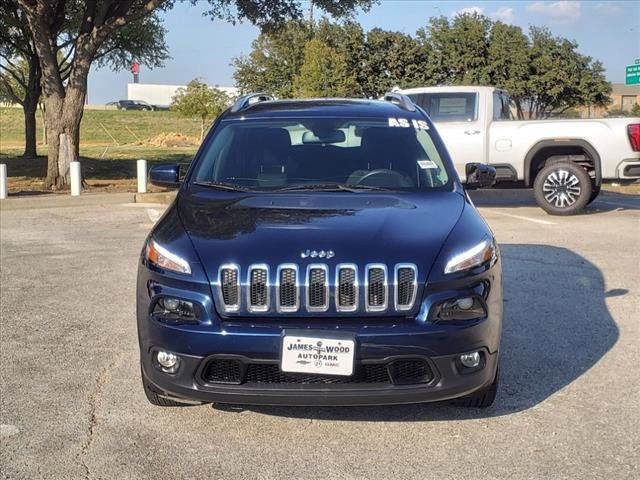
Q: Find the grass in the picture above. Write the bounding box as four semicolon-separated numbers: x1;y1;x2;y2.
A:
0;107;201;145
0;107;201;193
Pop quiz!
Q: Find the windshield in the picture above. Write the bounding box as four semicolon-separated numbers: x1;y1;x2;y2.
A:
191;117;451;191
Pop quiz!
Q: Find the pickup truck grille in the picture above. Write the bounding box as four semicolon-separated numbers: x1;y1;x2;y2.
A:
216;263;418;315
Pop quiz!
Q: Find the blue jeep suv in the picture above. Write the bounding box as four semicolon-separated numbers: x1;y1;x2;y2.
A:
137;93;502;408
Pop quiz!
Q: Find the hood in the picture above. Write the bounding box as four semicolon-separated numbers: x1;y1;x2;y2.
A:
178;188;465;282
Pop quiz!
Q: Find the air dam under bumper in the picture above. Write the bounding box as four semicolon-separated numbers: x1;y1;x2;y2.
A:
141;335;499;407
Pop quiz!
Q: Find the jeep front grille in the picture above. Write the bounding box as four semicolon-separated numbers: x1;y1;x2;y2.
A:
218;265;240;312
307;265;329;312
336;264;358;312
277;264;299;313
216;262;418;315
248;265;269;312
365;264;388;312
395;264;417;311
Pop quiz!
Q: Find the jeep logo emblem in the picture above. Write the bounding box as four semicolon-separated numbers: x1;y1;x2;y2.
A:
300;249;335;259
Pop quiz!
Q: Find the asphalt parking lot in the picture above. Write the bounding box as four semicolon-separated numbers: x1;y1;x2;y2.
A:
1;189;638;479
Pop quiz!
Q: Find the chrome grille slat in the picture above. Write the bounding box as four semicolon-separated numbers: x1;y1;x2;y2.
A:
247;265;269;312
336;264;358;312
218;265;240;312
365;264;388;312
217;263;416;315
276;264;299;313
395;264;417;311
306;264;329;312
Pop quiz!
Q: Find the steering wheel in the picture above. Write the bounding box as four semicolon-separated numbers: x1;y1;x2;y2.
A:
354;169;411;187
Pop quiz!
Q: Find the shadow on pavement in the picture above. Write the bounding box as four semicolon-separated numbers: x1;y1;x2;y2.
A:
214;244;619;421
469;188;640;213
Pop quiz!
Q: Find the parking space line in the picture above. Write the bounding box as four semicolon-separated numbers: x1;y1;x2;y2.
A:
485;210;556;225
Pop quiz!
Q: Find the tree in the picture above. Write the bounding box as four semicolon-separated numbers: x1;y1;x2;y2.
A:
1;2;42;157
416;14;610;119
2;1;168;167
233;21;312;98
483;21;530;119
292;39;358;98
17;0;373;190
171;80;231;140
524;27;610;118
359;28;424;98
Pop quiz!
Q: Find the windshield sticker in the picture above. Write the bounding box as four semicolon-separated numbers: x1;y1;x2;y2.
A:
412;119;429;130
388;117;429;130
417;160;438;169
388;117;410;128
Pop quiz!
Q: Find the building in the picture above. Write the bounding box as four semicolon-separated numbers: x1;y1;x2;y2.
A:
127;83;239;108
609;83;640;112
575;83;640;118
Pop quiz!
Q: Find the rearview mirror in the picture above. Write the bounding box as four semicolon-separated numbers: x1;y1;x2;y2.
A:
149;164;180;188
302;130;346;144
465;163;496;190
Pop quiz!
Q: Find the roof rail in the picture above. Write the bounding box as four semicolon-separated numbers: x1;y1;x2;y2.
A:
230;93;274;113
382;92;416;112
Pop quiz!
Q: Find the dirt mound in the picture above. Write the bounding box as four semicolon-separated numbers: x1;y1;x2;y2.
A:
144;132;199;147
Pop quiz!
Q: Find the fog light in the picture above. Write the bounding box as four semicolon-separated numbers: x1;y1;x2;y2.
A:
156;350;179;370
456;297;474;310
163;297;181;312
460;351;481;368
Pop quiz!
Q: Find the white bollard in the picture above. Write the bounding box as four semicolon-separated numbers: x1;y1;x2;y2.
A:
0;164;7;199
137;159;147;193
70;161;81;196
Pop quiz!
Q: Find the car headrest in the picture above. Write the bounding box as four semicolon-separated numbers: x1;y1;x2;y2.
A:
360;127;413;152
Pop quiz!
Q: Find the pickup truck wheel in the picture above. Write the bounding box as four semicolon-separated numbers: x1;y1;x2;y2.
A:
451;365;499;408
587;182;601;205
534;161;592;215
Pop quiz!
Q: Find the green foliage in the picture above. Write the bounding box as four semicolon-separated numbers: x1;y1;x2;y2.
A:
234;13;611;118
94;14;170;71
632;103;640;116
233;21;312;98
202;0;374;30
292;39;358;97
171;79;232;139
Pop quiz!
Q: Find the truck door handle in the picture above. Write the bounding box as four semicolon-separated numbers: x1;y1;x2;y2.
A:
464;130;481;135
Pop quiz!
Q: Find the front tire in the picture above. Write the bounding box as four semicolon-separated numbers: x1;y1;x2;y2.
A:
533;161;592;215
141;365;195;407
451;366;499;408
587;182;601;205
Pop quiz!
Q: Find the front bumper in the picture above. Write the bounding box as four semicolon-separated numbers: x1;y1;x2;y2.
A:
142;347;499;406
140;312;500;406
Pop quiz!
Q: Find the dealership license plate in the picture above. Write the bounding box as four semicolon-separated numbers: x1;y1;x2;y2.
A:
281;335;355;376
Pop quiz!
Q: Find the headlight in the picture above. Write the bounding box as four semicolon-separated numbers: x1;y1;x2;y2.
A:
146;239;191;274
444;238;496;274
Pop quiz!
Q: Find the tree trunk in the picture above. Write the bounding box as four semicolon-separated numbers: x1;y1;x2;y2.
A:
43;89;85;190
39;103;47;145
201;117;205;141
23;101;38;158
21;54;42;158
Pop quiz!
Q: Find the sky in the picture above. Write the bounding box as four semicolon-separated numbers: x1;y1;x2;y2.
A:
87;0;640;104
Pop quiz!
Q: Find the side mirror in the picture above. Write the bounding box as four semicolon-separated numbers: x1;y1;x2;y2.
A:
149;164;180;188
465;163;496;190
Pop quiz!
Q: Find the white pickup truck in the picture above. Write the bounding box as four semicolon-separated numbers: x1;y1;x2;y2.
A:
399;86;640;215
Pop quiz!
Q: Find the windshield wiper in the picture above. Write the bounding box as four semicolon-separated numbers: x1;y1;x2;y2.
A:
194;181;250;192
277;183;391;192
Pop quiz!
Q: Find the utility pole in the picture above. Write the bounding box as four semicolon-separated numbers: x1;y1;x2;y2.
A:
309;0;314;24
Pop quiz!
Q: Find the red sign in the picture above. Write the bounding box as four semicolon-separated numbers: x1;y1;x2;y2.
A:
131;62;140;75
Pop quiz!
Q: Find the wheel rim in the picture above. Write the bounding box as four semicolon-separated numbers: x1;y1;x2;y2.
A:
542;169;581;208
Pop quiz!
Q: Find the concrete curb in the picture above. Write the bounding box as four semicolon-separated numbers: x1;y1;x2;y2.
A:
134;191;177;205
0;192;136;211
